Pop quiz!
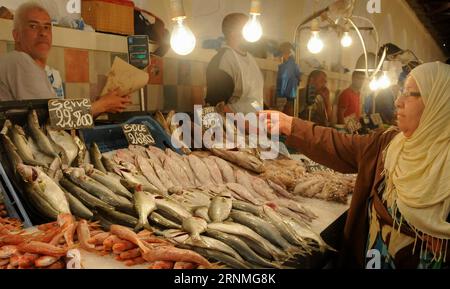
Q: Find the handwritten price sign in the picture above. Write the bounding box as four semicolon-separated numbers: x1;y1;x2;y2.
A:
122;124;155;146
48;99;94;130
202;106;222;131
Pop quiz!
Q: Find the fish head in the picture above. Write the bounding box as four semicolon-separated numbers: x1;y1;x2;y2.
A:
65;167;85;178
17;163;38;182
81;164;95;175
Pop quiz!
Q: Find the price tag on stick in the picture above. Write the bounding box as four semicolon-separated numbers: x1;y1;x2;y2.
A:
48;99;94;130
122;124;155;146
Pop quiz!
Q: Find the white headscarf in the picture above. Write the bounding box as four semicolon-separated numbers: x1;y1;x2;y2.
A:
384;62;450;240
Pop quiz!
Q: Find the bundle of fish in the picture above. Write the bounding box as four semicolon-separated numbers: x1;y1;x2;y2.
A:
293;172;356;204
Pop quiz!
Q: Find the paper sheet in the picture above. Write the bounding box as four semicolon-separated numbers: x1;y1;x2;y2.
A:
101;57;149;96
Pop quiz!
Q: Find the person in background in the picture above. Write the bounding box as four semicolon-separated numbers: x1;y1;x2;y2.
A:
276;42;301;116
0;2;131;117
262;62;450;269
205;13;265;114
298;70;332;126
337;71;366;124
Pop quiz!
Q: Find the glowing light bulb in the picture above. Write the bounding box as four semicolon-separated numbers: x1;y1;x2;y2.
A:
369;78;379;91
307;31;324;54
341;32;352;47
243;14;263;43
170;18;196;56
378;72;391;89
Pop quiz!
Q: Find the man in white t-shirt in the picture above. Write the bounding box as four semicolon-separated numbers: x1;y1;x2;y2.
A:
0;2;131;117
206;13;265;114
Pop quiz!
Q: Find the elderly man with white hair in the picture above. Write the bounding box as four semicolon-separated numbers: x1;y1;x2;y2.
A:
0;2;131;117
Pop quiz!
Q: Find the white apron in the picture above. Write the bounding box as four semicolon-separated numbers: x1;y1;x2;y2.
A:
226;47;264;114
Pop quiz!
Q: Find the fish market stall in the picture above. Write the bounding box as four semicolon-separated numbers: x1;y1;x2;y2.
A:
0;102;356;269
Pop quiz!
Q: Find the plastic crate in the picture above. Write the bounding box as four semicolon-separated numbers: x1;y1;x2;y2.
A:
79;115;182;154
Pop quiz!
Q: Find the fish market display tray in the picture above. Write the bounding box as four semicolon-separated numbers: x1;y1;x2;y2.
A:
79;115;182;154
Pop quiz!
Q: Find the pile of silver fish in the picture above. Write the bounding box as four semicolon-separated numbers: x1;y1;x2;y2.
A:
0;110;333;269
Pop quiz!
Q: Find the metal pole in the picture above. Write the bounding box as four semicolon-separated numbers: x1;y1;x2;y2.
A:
140;87;145;111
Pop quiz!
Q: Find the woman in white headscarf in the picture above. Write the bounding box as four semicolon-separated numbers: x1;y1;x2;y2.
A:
262;62;449;268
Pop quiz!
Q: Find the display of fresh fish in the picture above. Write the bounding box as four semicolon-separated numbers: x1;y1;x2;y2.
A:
251;176;278;201
17;164;70;217
163;156;193;188
194;206;211;223
10;124;46;167
182;217;207;242
154;196;192;222
229;210;299;254
165;229;244;262
191;247;250;269
267;179;293;198
46;127;78;166
146;146;167;166
96;207;138;228
1;133;23;175
24;183;59;219
206;229;283;269
118;168;161;194
202;157;223;185
210;148;265;174
127;145;148;158
73;135;87;167
187;154;213;186
169;189;211;210
208;192;232;223
82;164;133;199
61;187;93;220
147;158;174;190
262;205;310;249
149;212;182;229
64;167;131;209
211;156;235;183
59;178;114;211
207;222;287;261
135;156;168;194
89;143;107;173
134;190;156;231
27;110;59;158
235;170;266;200
231;200;263;216
226;183;262;206
165;149;197;185
282;218;333;252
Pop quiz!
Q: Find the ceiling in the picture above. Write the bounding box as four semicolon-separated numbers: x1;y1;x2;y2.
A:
406;0;450;57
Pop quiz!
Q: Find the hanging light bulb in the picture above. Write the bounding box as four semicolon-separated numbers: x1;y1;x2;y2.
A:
378;72;391;89
341;31;352;47
170;18;196;56
307;19;323;54
170;0;196;56
243;0;263;43
369;78;379;91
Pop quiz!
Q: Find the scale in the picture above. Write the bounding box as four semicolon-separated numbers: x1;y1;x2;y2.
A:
127;35;150;111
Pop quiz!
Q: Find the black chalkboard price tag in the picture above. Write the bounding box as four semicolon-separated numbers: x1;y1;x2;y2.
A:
48;99;94;130
122;124;155;146
201;106;223;131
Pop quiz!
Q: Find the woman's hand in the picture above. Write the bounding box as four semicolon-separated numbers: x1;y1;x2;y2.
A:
259;110;293;136
91;88;132;118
